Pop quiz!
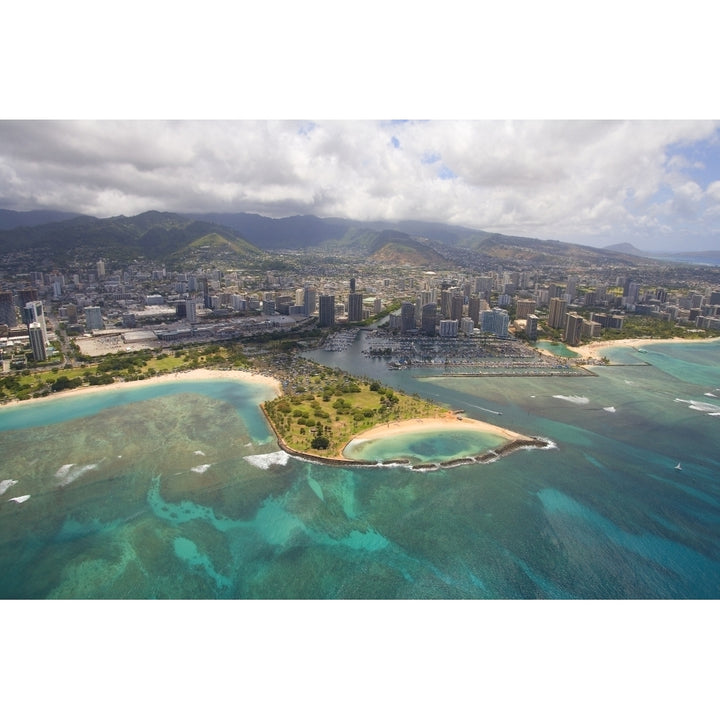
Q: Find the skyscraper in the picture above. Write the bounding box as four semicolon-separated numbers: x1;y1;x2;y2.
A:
548;297;567;329
400;302;416;332
28;322;47;361
526;314;538;341
421;303;437;335
84;306;104;330
22;300;48;345
564;312;584;346
468;296;481;325
348;292;363;322
318;295;335;327
516;299;536;319
0;291;16;327
185;299;197;323
450;294;464;321
303;286;317;316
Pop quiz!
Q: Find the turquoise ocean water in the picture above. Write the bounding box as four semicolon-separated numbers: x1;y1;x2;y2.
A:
1;338;719;599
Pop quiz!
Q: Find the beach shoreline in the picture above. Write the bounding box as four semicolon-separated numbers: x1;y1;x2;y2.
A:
0;368;282;409
571;335;720;361
344;413;527;448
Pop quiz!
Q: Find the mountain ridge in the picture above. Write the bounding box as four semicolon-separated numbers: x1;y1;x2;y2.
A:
1;208;713;268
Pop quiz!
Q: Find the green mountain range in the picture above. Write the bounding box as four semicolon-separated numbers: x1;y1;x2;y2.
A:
0;208;673;270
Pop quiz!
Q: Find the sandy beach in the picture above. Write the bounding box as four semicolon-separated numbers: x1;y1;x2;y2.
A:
1;368;282;409
344;413;530;449
571;335;720;361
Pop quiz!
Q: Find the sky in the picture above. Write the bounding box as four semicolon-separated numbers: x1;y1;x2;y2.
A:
2;3;720;258
2;119;720;252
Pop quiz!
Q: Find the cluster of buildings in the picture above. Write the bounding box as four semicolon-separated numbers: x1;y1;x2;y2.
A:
2;248;720;368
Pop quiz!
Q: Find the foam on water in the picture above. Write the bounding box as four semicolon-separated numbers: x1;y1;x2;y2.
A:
193;450;206;456
190;464;212;474
603;406;616;413
55;462;100;486
0;479;18;495
8;494;30;503
674;397;720;415
244;450;290;469
553;395;590;405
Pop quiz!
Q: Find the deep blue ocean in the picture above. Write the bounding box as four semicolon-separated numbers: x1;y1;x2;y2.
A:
1;337;719;599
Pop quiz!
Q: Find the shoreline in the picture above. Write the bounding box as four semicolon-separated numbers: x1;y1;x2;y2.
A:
571;335;720;361
344;414;527;448
0;368;282;410
261;403;548;470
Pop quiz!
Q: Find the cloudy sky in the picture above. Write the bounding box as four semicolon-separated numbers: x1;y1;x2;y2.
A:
3;4;719;253
2;119;720;252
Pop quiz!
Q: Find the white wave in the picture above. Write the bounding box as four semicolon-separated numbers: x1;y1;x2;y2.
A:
553;395;590;405
193;450;206;456
55;464;75;479
704;392;717;398
603;406;616;413
0;479;18;496
674;397;720;414
8;495;30;504
244;451;290;469
190;464;212;474
55;463;99;487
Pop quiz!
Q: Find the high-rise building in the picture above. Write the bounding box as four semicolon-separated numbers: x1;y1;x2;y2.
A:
440;289;452;319
17;288;38;306
564;312;584;346
516;299;536;319
482;308;509;338
348;292;364;322
526;314;538;341
303;286;317;316
421;303;437;335
28;322;47;361
0;291;16;327
566;275;578;300
400;302;416;332
350;277;356;293
185;300;197;324
439;319;458;337
450;294;464;321
468;296;481;325
96;260;106;278
84;306;104;330
318;295;335;327
200;277;212;309
548;297;567;329
22;301;48;345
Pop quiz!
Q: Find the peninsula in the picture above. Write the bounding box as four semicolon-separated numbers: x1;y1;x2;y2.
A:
261;356;548;469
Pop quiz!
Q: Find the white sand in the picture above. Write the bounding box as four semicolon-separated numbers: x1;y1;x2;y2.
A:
1;368;282;408
572;335;720;361
345;414;529;448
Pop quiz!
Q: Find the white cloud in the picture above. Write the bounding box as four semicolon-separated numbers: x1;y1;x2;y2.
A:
1;119;719;250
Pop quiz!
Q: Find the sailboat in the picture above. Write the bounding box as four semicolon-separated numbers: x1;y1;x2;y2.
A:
674;462;682;471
